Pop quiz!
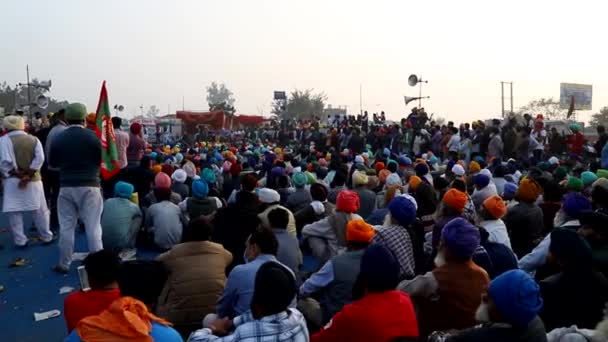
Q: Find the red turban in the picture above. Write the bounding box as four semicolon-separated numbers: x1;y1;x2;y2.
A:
336;190;360;213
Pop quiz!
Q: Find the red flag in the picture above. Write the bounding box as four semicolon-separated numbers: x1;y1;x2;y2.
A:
94;81;120;180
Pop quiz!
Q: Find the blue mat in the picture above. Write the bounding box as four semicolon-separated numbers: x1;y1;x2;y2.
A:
0;217;158;342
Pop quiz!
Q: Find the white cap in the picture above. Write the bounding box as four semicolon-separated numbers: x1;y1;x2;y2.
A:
355;155;364;164
171;169;187;183
452;164;465;177
257;188;280;204
548;156;559;165
479;168;492;179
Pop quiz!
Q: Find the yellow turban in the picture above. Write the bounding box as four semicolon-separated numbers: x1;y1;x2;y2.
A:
3;115;25;131
353;171;369;187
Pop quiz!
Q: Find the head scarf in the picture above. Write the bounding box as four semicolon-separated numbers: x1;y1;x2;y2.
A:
378;169;391;184
409;176;422;191
2;115;25;131
154;172;171;189
258;188;280;204
441;217;480;259
386;173;402;187
346;219;375;243
201;168;216;184
442;189;468;213
388;195;417;227
65;103;87;121
452;164;465;177
114;181;134;199
581;171;598;186
488;270;543;327
76;297;171;342
483;195;507;219
352;171;369;187
516;177;541;203
567;176;583;192
336;190;360;213
562;192;592;220
292;172;307;188
474;174;490;188
469;161;481;174
171;169;187;184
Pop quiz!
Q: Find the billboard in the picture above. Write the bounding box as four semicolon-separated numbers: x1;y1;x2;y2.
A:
560;83;592;110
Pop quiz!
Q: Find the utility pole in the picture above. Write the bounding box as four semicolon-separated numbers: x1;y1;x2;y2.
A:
26;65;31;121
359;84;362;116
501;81;514;118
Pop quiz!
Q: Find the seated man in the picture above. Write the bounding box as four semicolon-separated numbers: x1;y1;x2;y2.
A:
65;260;182;341
298;219;375;333
311;244;419;342
145;187;185;250
100;181;142;253
399;217;489;338
216;227;291;319
435;270;545;342
267;207;302;276
63;250;121;332
188;261;308;341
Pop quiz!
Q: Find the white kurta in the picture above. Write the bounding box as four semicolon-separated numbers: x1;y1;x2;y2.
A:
0;131;45;213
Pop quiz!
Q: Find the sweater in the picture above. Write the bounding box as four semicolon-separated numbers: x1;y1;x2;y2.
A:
49;126;102;187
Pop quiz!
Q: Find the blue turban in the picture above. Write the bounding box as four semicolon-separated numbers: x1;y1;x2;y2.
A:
441;217;480;259
201;168;216;184
502;182;518;199
360;244;400;292
581;171;598;186
383;148;391;156
215;152;223;161
388;196;417;227
474;174;490;188
429;156;439;165
114;181;134;199
398;156;412;166
474;155;485;164
271;166;285;177
446;160;456;172
149;152;158;159
488;270;543;327
192;179;209;199
562;192;592;220
175;153;184;163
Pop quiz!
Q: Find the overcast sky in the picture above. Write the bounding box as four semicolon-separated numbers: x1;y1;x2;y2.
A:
1;0;606;122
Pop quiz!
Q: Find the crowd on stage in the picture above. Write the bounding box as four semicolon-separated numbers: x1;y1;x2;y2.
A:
2;102;608;341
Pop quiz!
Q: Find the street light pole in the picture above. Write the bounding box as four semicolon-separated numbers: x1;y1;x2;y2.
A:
26;65;32;121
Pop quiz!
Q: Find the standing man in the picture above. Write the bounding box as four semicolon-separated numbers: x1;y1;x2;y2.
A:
45;108;68;231
0;115;54;247
50;103;103;274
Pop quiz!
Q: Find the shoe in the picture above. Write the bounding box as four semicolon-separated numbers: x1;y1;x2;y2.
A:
42;235;58;245
52;265;69;274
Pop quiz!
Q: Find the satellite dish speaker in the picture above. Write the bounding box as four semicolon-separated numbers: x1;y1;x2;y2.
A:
36;95;49;109
408;74;419;87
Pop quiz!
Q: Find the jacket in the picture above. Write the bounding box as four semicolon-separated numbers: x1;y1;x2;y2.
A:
353;186;377;219
101;198;143;252
49;126;102;187
312;290;419;342
540;268;608;331
156;241;232;328
446;316;547;342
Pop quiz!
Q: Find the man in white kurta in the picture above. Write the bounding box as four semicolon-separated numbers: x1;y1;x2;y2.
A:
0;115;53;247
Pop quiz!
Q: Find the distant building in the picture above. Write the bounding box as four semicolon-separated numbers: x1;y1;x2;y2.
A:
323;105;347;124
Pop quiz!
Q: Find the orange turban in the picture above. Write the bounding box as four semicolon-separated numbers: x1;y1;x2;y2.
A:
409;176;422;191
378;169;391;184
482;195;507;219
86;113;96;125
375;162;386;172
346;219;375;243
516;177;542;203
442;188;468;212
151;165;162;174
